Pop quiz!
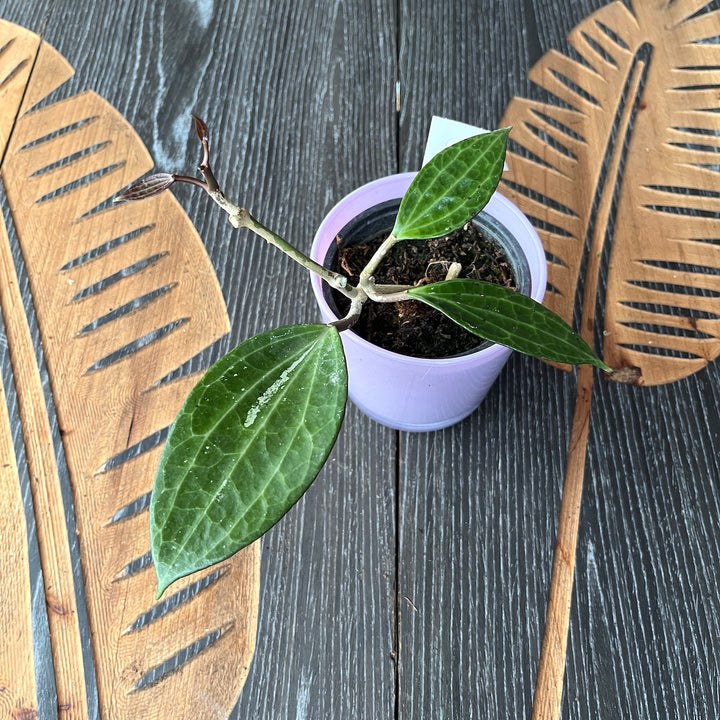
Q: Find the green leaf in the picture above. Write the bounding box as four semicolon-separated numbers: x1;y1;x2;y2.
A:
150;324;347;596
408;279;612;371
392;128;510;241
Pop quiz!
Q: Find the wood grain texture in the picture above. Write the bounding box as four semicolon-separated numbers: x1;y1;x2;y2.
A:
397;357;575;720
397;3;558;719
501;0;720;385
397;0;538;169
1;2;398;719
398;2;720;720
0;137;88;720
0;351;38;720
217;3;400;718
531;364;594;720
0;2;719;720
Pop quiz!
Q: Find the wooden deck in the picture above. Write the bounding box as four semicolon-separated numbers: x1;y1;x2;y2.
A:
1;1;719;718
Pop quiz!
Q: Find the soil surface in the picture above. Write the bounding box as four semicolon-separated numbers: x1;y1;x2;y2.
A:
332;222;517;358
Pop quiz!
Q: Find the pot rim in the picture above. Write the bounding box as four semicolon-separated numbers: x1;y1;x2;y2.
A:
310;172;547;367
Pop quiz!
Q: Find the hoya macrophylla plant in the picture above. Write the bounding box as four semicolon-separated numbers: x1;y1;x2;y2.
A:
116;117;610;596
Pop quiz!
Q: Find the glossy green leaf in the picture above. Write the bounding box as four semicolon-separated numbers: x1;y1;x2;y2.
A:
408;279;611;370
150;324;347;596
392;128;510;241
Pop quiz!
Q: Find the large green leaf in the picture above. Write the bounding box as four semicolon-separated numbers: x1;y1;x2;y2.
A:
408;279;611;370
392;128;510;241
150;324;347;596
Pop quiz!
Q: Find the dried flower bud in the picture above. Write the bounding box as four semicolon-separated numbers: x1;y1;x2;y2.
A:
606;365;642;384
114;173;175;203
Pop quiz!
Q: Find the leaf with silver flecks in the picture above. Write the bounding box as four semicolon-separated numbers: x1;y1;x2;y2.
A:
409;279;610;370
150;324;347;596
392;128;509;241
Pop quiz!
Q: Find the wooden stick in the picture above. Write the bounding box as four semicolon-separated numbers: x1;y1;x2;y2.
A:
0;213;89;720
531;45;645;720
531;363;593;720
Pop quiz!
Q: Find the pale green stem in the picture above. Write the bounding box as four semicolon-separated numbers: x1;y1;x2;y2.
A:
362;281;414;303
358;232;401;285
205;185;419;311
357;232;423;303
208;189;359;300
366;259;461;301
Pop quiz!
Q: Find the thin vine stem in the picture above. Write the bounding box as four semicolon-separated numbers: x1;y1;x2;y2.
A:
209;190;357;299
116;115;422;313
359;232;401;284
190;118;358;300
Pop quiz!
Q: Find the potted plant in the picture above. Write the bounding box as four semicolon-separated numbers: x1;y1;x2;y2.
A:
116;117;610;597
309;171;547;431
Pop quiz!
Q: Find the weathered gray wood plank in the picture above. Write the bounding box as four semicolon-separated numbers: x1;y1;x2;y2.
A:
397;0;540;170
2;1;720;719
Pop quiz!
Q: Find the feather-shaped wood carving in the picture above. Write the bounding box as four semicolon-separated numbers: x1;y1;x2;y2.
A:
501;0;720;383
499;1;720;718
0;19;259;720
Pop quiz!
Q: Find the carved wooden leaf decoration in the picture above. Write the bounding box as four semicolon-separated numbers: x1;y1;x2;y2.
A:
0;19;259;719
500;0;720;386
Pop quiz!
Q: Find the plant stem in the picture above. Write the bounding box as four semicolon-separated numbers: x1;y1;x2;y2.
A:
357;233;421;302
362;280;413;303
359;232;400;286
207;189;358;300
184;135;417;311
328;292;367;332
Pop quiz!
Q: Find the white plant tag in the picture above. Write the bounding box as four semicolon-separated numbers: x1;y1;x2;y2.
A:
422;116;509;171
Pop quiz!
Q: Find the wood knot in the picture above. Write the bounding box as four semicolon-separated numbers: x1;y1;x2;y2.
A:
14;709;39;720
46;598;71;616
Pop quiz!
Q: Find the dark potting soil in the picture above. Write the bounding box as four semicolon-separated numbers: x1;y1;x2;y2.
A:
332;222;517;358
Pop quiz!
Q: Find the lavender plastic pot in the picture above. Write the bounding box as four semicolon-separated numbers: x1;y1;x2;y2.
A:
310;173;547;432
